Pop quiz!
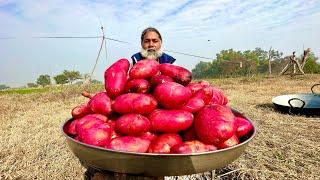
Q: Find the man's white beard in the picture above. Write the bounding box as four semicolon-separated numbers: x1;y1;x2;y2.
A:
141;48;163;60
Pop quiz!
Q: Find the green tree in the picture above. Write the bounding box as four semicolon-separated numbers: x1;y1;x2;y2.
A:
54;74;69;85
0;84;10;90
63;70;81;84
36;74;51;87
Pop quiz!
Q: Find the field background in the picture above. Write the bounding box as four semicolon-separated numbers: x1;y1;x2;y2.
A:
1;75;319;180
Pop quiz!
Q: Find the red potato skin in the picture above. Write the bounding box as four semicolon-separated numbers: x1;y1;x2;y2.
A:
216;135;239;149
107;136;151;153
138;131;158;141
115;114;150;136
182;126;198;141
71;104;91;119
148;133;183;153
104;58;130;98
149;74;174;88
159;63;192;86
85;114;108;122
171;140;218;154
153;82;192;109
192;86;214;105
87;92;112;115
129;59;159;79
186;82;204;94
112;93;157;115
181;97;205;113
149;109;194;133
194;105;235;145
66;119;78;135
125;79;150;93
208;86;229;105
234;117;253;138
76;118;105;138
79;123;112;147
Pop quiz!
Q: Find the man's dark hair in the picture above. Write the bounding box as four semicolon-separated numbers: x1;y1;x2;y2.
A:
141;27;162;43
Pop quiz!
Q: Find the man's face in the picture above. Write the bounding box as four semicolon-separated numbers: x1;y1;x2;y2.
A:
142;31;162;51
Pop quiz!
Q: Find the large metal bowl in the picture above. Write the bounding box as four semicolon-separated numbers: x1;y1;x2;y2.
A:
61;108;256;177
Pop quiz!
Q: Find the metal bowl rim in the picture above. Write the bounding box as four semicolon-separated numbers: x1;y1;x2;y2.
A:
61;107;256;157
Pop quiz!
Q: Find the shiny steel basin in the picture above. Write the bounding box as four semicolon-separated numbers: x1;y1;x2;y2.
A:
61;108;256;177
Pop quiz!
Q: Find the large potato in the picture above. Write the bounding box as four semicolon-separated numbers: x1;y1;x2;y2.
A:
129;59;159;79
112;93;157;115
153;82;192;109
159;63;192;86
149;109;194;133
115;114;150;136
195;105;235;145
104;58;130;98
171;140;217;154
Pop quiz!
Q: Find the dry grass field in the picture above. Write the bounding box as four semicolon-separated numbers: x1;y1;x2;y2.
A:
0;75;319;180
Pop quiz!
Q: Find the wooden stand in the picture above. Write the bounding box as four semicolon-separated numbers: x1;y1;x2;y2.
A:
84;167;164;180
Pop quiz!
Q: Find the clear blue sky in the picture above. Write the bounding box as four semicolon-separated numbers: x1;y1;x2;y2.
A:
1;0;320;87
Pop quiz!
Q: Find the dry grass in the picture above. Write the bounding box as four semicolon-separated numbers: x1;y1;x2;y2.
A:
0;75;319;180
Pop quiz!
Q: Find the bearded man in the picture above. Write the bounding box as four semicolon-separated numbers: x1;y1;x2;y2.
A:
131;27;176;65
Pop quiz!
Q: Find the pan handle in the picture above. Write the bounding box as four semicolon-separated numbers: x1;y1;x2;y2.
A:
288;98;305;109
311;83;320;95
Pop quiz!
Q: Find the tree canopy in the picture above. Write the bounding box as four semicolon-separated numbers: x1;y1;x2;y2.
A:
192;47;319;78
36;74;51;87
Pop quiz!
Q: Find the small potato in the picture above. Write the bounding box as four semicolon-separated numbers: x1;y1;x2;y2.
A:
180;97;205;113
71;104;91;119
125;79;150;93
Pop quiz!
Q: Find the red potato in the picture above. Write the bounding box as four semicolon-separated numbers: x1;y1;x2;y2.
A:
195;105;235;145
181;97;205;113
149;109;194;133
234;117;253;138
171;140;218;154
216;135;239;149
149;74;174;88
76;118;105;137
125;79;150;93
104;58;130;98
115;114;150;136
82;91;112;115
86;114;108;122
192;86;214;105
107;136;151;153
153;82;192;109
112;93;157;115
129;59;159;79
148;133;182;153
79;123;112;147
186;82;204;94
159;63;192;86
71;104;91;119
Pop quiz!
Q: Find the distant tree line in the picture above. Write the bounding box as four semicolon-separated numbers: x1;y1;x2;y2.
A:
192;47;320;78
30;70;101;87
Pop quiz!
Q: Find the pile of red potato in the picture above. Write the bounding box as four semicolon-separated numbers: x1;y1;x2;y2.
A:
65;58;253;154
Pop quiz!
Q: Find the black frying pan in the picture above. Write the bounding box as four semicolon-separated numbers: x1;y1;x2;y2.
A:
272;84;320;116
